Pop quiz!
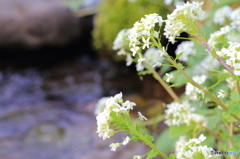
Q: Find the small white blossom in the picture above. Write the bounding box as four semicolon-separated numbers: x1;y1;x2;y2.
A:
217;90;226;98
166;73;174;83
133;155;142;159
110;143;121;151
136;63;144;71
126;54;133;66
175;41;196;61
142;37;150;49
213;6;232;25
130;46;140;56
164;2;205;44
138;112;147;121
122;136;130;145
234;63;240;76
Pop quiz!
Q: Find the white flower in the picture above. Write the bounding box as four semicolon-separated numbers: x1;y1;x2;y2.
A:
130;46;140;56
234;63;240;76
166;73;174;83
217;90;226;98
165;101;207;126
126;54;133;66
142;37;150;49
164;2;205;43
94;97;109;115
213;6;232;25
136;63;144;71
110;143;121;151
122;100;136;111
175;41;196;61
138;112;147;121
133;155;142;159
122;136;130;145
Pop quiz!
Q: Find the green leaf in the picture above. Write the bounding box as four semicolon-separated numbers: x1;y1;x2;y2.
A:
169;154;176;159
207;76;225;89
218;132;231;139
177;63;185;69
146;150;158;159
225;101;240;115
170;125;193;138
175;52;184;61
145;135;154;142
155;128;179;153
170;81;188;87
230;91;240;101
211;49;217;58
138;70;152;75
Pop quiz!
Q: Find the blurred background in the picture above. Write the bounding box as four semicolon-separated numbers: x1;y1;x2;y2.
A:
0;0;190;158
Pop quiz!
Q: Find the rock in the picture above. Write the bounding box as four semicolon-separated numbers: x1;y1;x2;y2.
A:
0;0;79;49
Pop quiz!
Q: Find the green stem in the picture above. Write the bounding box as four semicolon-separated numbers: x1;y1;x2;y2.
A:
144;63;182;103
166;55;240;122
127;122;169;159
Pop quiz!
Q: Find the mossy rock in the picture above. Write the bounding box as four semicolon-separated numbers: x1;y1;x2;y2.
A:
92;0;169;58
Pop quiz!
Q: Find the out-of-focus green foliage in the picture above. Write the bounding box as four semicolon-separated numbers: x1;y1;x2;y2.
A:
63;0;85;12
93;0;169;57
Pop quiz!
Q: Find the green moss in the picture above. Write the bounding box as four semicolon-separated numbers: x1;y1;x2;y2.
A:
92;0;169;57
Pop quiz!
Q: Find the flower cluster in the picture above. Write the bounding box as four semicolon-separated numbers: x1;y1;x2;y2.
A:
176;134;218;159
164;100;207;126
96;93;136;140
175;41;196;62
128;13;163;56
113;28;132;56
213;5;232;25
216;42;240;75
185;75;207;101
226;77;237;91
230;7;240;29
207;25;231;50
164;2;205;44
